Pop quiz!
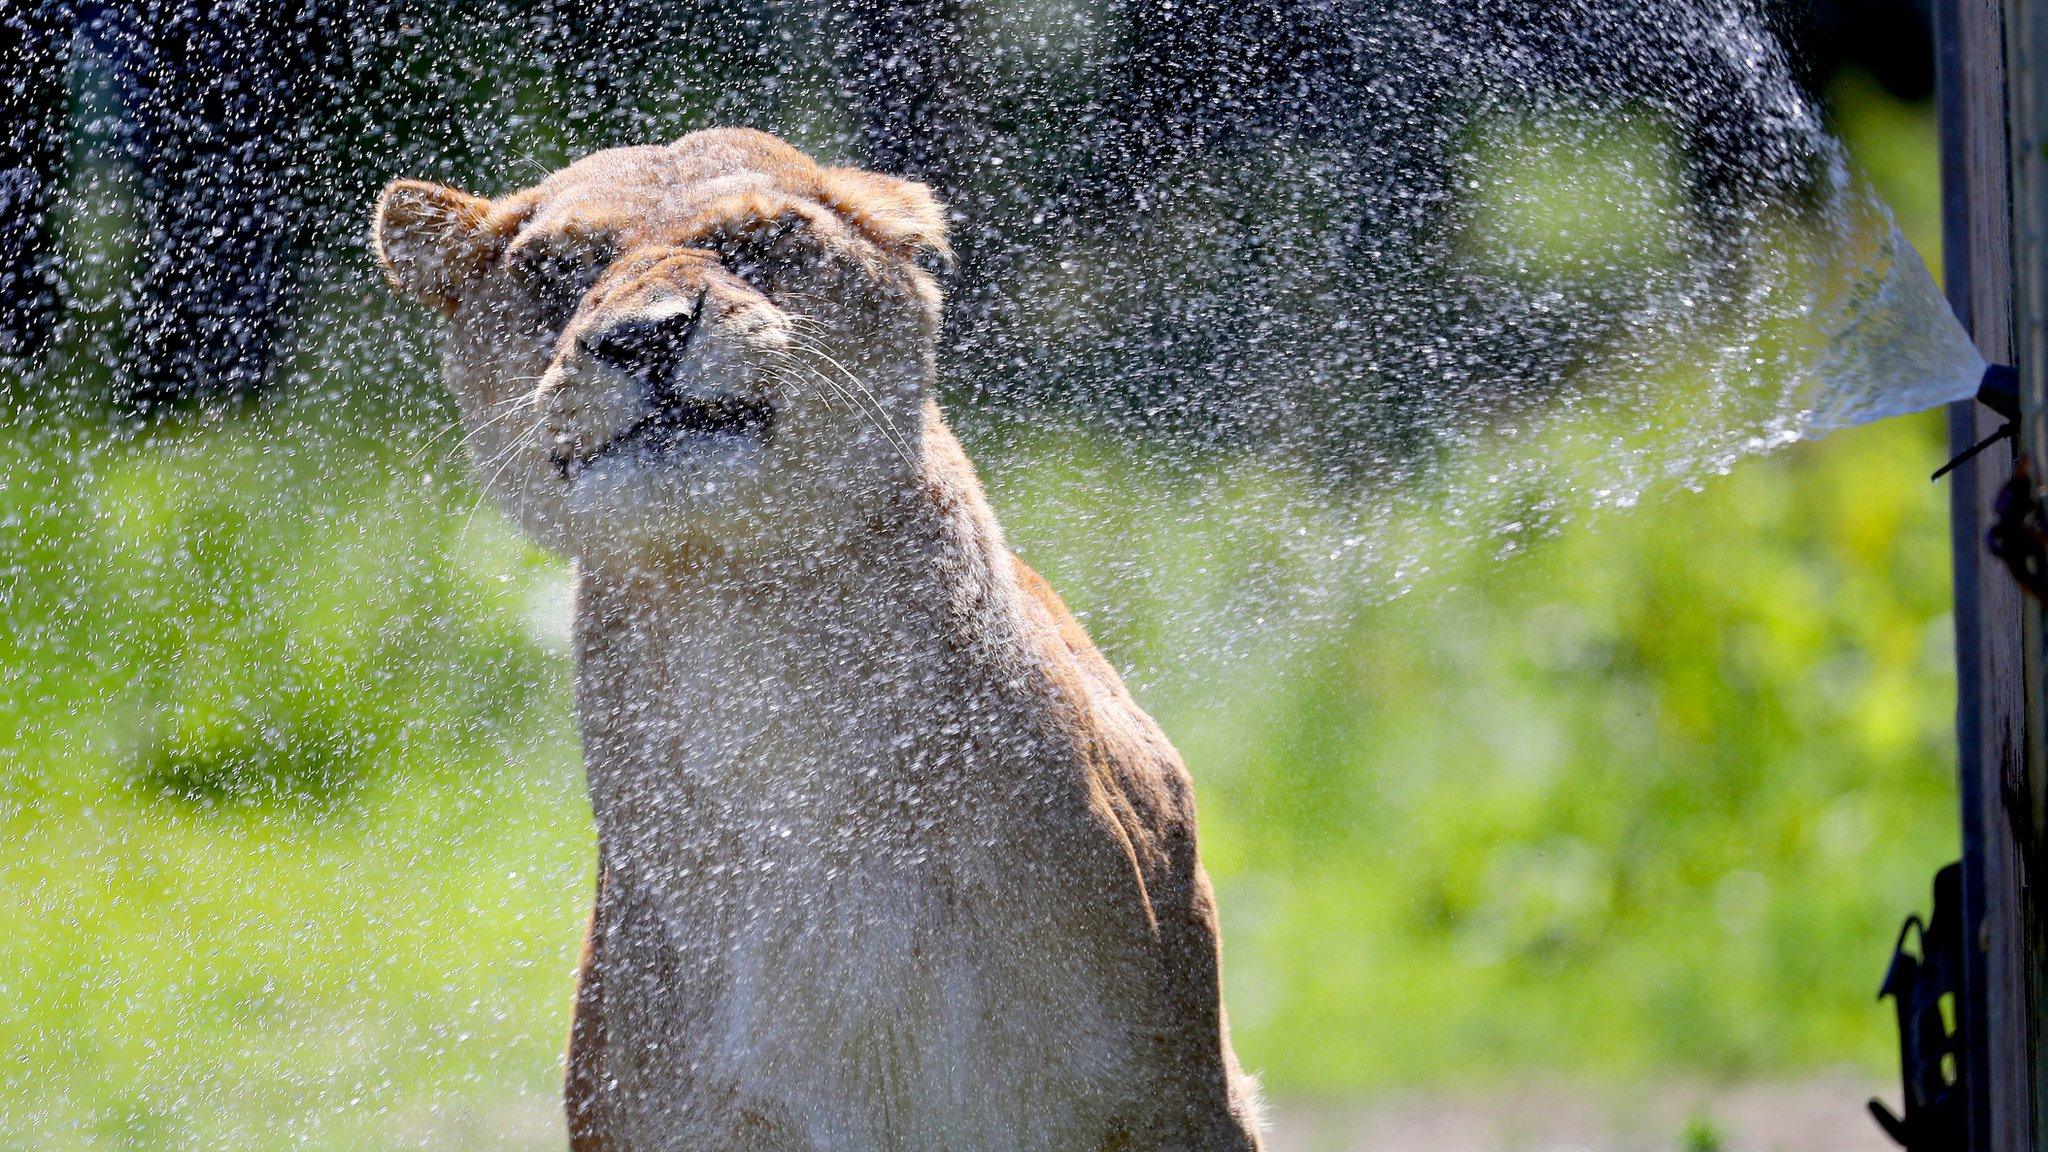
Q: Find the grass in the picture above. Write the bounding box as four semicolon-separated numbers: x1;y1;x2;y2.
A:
0;66;1959;1151
998;405;1957;1092
0;358;1956;1146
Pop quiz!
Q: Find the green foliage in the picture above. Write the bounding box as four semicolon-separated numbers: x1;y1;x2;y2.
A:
0;391;563;817
0;72;1957;1149
1462;110;1687;284
0;382;1957;1145
0;382;590;1149
988;408;1956;1092
1682;1113;1731;1152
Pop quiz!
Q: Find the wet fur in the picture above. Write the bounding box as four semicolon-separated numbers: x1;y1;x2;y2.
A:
373;129;1262;1152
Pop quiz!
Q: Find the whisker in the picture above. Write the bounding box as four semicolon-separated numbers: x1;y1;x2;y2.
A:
770;340;916;467
760;352;843;415
512;147;553;179
459;409;547;541
443;391;543;468
399;387;543;473
761;342;895;448
781;334;916;464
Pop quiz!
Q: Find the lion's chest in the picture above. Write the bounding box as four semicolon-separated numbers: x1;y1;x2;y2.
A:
580;624;1146;1149
622;858;1130;1146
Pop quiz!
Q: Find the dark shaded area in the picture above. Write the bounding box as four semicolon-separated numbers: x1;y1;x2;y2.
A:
1;0;1932;425
1779;0;1936;103
1868;862;1967;1152
135;719;379;810
5;1;327;410
0;1;68;362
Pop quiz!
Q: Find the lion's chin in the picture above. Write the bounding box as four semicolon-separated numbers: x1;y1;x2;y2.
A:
563;431;767;488
552;448;780;562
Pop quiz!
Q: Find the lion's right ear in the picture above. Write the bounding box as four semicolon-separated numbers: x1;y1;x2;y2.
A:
373;180;501;312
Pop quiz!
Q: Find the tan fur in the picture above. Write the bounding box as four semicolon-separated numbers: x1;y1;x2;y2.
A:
373;128;1262;1151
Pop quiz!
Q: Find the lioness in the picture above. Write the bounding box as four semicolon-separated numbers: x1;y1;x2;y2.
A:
373;128;1263;1152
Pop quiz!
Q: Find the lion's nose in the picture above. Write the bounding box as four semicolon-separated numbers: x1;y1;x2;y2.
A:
581;304;700;381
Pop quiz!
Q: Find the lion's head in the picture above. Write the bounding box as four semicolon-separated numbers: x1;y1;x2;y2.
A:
373;128;950;565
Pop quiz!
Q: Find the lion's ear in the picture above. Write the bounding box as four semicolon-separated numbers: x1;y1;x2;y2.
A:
373;179;502;312
817;168;953;271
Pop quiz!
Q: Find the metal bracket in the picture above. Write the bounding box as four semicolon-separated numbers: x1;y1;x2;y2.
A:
1988;452;2048;603
1934;365;2018;482
1871;862;1970;1152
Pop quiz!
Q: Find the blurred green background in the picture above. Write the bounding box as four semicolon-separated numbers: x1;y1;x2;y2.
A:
0;47;1957;1152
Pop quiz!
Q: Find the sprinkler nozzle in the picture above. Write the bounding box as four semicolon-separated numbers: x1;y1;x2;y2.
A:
1978;363;2021;420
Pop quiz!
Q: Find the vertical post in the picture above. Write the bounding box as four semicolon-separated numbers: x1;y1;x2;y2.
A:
2004;0;2048;1136
1938;0;2041;1147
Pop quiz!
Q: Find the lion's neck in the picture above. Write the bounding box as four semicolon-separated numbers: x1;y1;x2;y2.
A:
571;412;1037;854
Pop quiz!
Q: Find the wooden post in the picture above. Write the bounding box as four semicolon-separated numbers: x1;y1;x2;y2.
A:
2005;0;2048;1137
1938;0;2042;1146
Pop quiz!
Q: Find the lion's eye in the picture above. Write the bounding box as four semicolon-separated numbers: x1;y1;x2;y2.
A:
713;238;775;295
706;216;811;298
513;243;610;330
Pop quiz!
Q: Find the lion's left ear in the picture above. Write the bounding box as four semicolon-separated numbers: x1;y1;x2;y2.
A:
817;168;953;271
372;179;505;312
